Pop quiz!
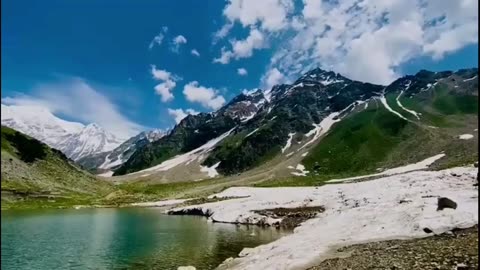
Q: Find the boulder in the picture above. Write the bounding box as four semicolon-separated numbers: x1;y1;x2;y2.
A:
437;197;457;211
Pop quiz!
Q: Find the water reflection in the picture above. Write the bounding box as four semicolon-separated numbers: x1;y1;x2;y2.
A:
2;208;289;270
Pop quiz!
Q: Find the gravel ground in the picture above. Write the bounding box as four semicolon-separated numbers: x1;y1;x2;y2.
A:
310;226;478;270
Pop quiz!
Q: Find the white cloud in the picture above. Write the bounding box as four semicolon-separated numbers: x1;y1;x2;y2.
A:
261;68;285;90
2;77;144;138
237;68;248;76
148;27;169;50
167;108;199;124
183;81;226;110
191;49;200;57
171;35;187;53
223;0;293;31
213;28;266;64
213;47;234;64
213;22;234;44
149;33;164;50
423;22;478;60
174;35;187;44
217;0;478;85
154;80;176;102
150;65;171;81
150;65;178;102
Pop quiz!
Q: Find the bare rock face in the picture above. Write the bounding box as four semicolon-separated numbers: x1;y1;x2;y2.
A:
437;197;458;211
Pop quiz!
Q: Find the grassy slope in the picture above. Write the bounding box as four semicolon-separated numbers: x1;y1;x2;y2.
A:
258;84;478;187
1;126;115;210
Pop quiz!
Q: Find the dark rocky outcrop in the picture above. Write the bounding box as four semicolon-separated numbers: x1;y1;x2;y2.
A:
437;197;458;211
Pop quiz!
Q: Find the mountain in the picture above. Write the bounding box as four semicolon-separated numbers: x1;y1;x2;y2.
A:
114;67;478;181
1;126;114;209
1;104;126;161
76;129;165;173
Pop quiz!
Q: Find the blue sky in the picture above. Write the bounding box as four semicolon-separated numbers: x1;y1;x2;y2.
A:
2;0;478;137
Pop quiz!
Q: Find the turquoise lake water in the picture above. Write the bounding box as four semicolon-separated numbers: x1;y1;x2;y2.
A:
1;207;288;270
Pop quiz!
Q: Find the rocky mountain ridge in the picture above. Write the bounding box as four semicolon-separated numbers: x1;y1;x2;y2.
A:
114;67;478;178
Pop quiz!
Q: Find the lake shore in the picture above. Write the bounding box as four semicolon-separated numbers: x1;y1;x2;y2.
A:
168;166;478;270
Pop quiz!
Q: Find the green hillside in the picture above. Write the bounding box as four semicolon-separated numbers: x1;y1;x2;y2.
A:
302;83;478;178
1;126;115;209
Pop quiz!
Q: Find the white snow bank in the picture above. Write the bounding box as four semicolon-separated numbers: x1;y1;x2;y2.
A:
327;154;445;183
396;91;420;120
281;133;296;153
200;162;221;178
458;134;474;140
172;167;478;270
380;95;408;121
131;199;187;207
129;128;235;175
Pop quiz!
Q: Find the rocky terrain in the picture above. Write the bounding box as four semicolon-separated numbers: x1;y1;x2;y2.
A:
310;226;478;270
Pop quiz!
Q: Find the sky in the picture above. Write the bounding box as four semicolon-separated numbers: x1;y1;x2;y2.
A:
1;0;478;138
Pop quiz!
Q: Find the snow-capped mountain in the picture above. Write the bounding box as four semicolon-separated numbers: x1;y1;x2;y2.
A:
1;104;84;147
114;67;478;178
1;104;126;161
57;123;125;161
76;129;166;172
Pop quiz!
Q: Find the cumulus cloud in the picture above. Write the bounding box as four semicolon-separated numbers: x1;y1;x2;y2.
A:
215;0;478;85
223;0;293;31
150;65;178;102
213;28;266;64
191;49;200;57
167;108;199;124
2;77;144;138
183;81;226;110
171;35;187;53
261;68;286;90
237;68;248;76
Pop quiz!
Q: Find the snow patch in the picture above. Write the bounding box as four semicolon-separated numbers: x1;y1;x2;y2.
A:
320;77;344;86
281;133;296;153
130;128;235;175
458;134;474;140
396;91;420;120
200;162;221;178
463;75;477;82
300;112;343;150
291;164;309;176
97;171;114;177
380;95;409;121
246;128;260;137
240;112;256;122
327;153;446;183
